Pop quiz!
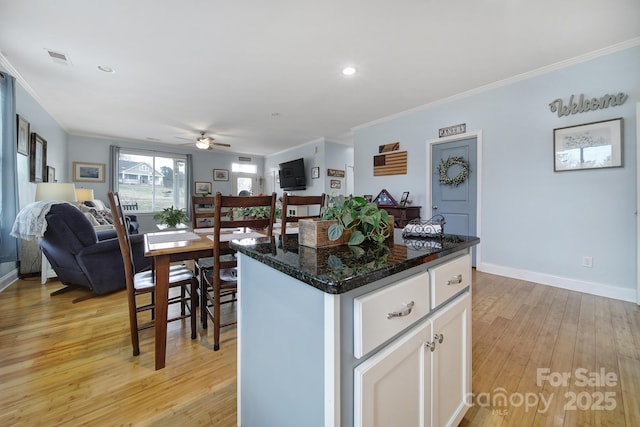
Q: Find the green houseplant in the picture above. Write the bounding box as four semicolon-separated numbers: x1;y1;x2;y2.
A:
154;205;188;228
321;195;392;245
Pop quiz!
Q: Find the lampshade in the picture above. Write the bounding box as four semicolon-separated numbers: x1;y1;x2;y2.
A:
35;183;78;202
75;188;95;202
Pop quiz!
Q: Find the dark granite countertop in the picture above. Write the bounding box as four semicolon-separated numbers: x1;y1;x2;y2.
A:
230;231;480;295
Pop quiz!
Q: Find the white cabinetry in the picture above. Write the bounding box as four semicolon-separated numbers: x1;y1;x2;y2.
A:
354;255;471;427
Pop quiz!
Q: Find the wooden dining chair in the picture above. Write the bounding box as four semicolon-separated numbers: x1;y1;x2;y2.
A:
280;193;326;236
191;195;216;280
201;192;276;350
108;191;198;357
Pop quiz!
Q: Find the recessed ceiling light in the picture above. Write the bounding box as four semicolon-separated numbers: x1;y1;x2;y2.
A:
342;66;357;76
97;65;115;73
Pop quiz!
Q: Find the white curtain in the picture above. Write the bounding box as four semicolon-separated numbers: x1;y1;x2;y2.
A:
0;72;19;263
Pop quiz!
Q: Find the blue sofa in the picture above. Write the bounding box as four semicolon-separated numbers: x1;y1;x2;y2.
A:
40;203;151;300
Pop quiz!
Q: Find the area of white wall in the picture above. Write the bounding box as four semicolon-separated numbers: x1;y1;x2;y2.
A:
15;83;69;207
325;141;353;196
353;44;639;302
264;138;327;197
2;72;70;276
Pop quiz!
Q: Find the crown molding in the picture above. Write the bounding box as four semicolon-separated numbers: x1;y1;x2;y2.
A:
353;37;640;132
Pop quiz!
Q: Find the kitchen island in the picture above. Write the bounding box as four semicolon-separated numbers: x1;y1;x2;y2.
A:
231;231;480;427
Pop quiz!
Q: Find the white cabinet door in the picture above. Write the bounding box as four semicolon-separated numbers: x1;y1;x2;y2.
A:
430;292;471;427
354;319;432;427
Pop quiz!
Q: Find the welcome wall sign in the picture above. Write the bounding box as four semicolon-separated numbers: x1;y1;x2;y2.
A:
549;92;627;117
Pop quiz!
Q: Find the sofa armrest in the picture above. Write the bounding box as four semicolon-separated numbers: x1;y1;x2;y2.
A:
97;229;118;241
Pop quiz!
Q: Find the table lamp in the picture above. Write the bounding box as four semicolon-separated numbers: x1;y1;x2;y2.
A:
75;188;95;204
35;182;78;202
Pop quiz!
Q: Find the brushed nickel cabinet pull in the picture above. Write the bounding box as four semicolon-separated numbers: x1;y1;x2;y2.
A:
447;274;463;286
387;301;415;319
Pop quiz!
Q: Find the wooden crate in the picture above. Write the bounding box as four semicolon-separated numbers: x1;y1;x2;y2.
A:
298;219;352;248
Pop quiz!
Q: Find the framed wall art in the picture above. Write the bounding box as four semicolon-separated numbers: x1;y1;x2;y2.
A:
46;166;56;183
330;179;341;189
400;191;410;206
311;166;320;179
553;118;623;172
17;115;30;156
73;161;106;182
29;133;47;183
195;181;212;195
213;169;229;181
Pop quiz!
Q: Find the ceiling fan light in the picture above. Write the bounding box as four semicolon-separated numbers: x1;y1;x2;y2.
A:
195;140;209;149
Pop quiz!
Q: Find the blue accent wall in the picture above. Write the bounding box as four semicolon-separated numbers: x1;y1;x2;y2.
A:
353;45;639;300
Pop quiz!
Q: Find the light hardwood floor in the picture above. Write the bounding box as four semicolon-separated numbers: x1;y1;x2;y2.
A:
1;271;638;426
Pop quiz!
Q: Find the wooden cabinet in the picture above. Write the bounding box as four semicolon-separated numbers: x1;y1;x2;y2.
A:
354;319;429;426
354;291;471;427
430;291;471;427
382;206;421;228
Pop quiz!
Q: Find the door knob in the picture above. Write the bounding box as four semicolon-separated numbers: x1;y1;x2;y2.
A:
432;205;438;210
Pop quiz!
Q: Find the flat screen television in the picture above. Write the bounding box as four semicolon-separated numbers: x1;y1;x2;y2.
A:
278;158;306;191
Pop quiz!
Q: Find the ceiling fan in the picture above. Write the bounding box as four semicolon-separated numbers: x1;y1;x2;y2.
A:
177;131;231;149
194;132;231;149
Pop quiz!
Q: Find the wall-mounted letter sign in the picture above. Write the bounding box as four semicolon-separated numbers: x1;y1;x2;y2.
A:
549;92;627;118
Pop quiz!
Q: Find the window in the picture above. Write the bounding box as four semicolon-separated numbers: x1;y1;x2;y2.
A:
232;163;257;174
114;149;188;212
231;162;257;195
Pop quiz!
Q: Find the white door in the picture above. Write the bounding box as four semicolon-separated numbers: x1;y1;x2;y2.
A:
232;173;255;196
354;319;431;427
430;292;472;427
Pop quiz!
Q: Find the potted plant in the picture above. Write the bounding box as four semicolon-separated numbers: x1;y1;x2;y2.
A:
154;205;188;228
321;194;392;245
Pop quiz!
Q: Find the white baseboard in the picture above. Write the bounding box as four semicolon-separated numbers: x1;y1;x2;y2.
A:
477;262;637;303
0;268;19;292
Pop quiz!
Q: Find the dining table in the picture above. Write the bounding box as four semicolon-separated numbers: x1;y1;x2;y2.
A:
143;227;265;370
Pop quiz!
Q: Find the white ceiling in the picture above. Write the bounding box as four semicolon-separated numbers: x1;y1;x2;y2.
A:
1;0;638;156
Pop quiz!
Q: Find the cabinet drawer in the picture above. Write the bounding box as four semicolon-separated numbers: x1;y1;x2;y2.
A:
354;271;430;359
429;253;471;308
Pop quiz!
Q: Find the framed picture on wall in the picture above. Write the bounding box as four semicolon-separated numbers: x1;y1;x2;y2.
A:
311;166;320;179
17;115;30;156
330;179;341;189
195;181;212;195
29;133;47;183
73;161;106;182
213;169;229;181
46;166;56;183
553;118;623;172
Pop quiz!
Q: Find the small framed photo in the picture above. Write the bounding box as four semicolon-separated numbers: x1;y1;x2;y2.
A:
330;179;341;189
311;166;320;179
29;133;47;183
400;191;410;206
195;181;212;195
363;194;373;202
553;118;623;172
46;166;56;183
17;115;30;156
73;161;105;182
213;169;229;181
327;168;345;177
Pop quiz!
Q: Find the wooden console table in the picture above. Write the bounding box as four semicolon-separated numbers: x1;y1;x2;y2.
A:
381;205;421;228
